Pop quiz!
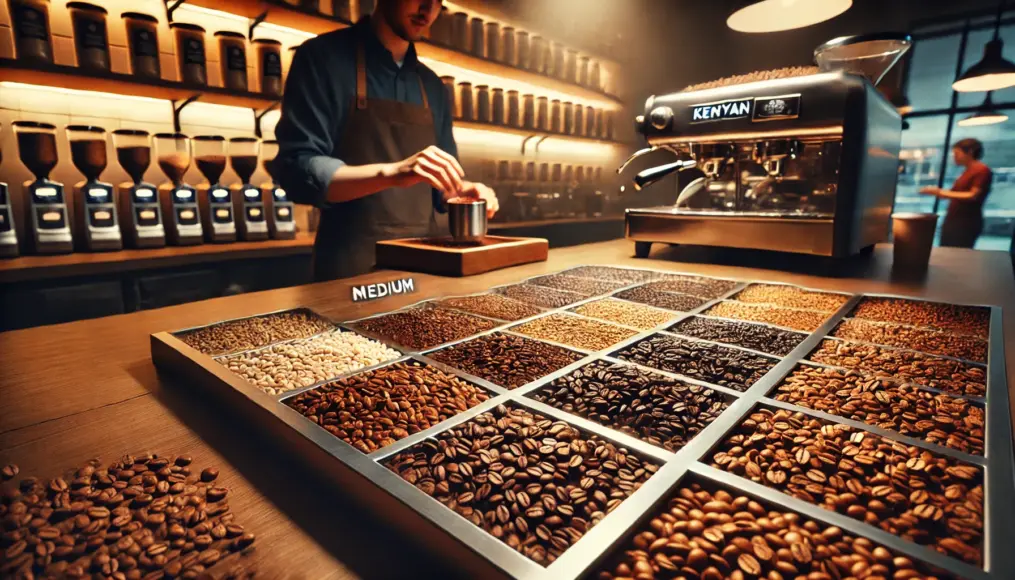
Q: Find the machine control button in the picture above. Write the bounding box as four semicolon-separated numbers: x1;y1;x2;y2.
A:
649;106;674;130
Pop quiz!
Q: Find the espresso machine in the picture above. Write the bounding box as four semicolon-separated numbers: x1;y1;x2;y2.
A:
68;125;122;252
193;135;236;243
155;133;203;245
229;137;268;241
0;123;18;257
13;121;73;254
621;34;910;258
261;139;295;240
113;129;166;248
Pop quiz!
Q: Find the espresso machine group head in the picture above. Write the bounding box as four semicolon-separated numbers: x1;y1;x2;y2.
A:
621;33;911;259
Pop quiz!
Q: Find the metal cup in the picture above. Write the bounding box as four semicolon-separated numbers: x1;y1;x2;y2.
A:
448;198;487;243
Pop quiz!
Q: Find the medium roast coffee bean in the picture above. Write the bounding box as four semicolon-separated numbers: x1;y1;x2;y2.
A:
614;286;709;312
571;298;677;330
670;316;807;356
705;300;829;332
177;309;335;356
437;293;543;322
527;273;628;296
851;297;990;338
494;282;589;309
833;318;987;363
734;283;850;312
511;314;637;351
639;275;739;300
356;305;495;351
428;332;583;389
561;266;666;284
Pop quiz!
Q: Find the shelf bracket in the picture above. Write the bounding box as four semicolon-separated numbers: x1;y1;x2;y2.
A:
249;10;269;41
532;135;550;154
520;135;539;155
253;101;281;138
165;0;188;23
172;94;201;133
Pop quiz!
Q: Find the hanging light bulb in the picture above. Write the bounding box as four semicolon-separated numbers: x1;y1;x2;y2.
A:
727;0;852;33
953;0;1015;92
958;92;1009;126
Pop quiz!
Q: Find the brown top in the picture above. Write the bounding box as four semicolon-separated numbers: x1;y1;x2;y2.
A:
1;240;1013;579
948;160;993;218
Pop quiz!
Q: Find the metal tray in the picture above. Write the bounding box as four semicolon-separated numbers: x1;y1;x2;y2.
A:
151;265;1012;580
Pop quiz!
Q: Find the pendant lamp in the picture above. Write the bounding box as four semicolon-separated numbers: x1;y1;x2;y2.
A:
727;0;852;34
953;0;1015;92
957;92;1009;126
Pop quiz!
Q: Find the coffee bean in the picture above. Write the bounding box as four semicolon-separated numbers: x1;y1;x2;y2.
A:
711;406;985;566
528;274;629;296
571;298;678;330
851;297;990;338
530;361;729;452
386;404;659;565
200;468;219;483
774;365;985;455
614;333;777;391
495;283;589;309
670;316;807;356
734;283;850;312
614;286;709;312
562;266;667;284
357;305;495;351
639;276;739;299
834;318;987;363
511;314;638;351
1;464;18;481
428;332;583;390
437;293;544;322
706;300;829;331
285;361;490;454
177;309;334;356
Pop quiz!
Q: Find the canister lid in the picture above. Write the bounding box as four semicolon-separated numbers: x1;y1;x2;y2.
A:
12;121;57;130
169;22;206;33
67;2;107;15
214;31;245;39
229;137;259;143
121;12;158;23
66;125;106;133
154;132;189;139
112;129;150;136
252;38;282;46
193;135;226;141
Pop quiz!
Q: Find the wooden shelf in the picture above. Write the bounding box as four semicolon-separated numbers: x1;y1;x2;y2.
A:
0;59;279;110
0;232;314;284
454;120;626;146
186;0;352;36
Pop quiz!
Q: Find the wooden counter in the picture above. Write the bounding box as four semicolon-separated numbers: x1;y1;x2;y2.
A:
1;240;1013;579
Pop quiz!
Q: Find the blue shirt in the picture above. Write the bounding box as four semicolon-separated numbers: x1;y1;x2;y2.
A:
272;18;456;210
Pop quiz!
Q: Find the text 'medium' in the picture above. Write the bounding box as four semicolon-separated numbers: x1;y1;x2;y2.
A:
351;278;417;302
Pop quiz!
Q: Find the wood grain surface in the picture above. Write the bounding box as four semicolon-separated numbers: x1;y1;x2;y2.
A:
375;236;549;276
1;240;1013;579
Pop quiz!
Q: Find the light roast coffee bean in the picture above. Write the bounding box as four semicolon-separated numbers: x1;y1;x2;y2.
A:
428;332;583;389
511;314;637;351
705;300;829;332
527;274;629;296
495;283;588;309
640;276;739;300
734;284;850;312
670;316;807;356
177;309;334;356
561;266;666;284
571;298;677;330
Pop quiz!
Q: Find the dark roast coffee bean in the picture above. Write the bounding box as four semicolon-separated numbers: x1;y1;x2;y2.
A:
614;333;777;391
670;316;807;356
428;332;582;390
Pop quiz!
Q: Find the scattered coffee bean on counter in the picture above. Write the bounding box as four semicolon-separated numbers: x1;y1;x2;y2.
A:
711;406;985;566
734;283;851;312
614;333;778;392
527;274;629;296
807;338;986;398
614;286;710;312
176;310;334;356
640;276;739;300
851;297;991;338
355;305;495;351
593;479;955;580
561;265;665;284
705;300;829;332
773;365;985;455
428;332;583;389
0;455;256;579
511;314;638;351
570;298;677;330
670;316;807;356
495;283;589;309
219;329;402;395
385;404;659;565
833;318;988;364
436;293;543;322
529;360;730;452
284;361;490;454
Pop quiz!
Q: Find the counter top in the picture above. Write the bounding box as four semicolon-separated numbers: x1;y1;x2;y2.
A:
1;240;1013;579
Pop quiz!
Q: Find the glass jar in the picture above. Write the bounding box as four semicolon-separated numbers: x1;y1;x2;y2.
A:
501;26;515;66
332;0;352;22
470;17;484;57
171;22;208;86
122;12;160;79
530;36;546;73
563;101;574;135
254;38;283;97
577;56;590;87
589;60;601;91
68;2;109;71
492;88;505;125
9;0;53;63
536;97;549;131
441;76;457;118
516;31;530;70
507;90;520;127
565;50;578;83
215;31;247;92
485;22;500;62
550;100;561;134
429;7;451;45
574;104;585;137
585;105;596;136
458;82;474;121
551;42;564;79
522;94;535;130
452;12;469;52
476;85;491;123
605;111;615;140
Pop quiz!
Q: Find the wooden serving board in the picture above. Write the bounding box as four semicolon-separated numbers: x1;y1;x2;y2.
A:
376;236;548;276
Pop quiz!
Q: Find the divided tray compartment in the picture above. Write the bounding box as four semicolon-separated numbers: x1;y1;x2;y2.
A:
151;266;1013;580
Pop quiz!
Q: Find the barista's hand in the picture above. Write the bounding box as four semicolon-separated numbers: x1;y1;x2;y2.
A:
919;186;941;196
388;145;465;196
458;181;500;219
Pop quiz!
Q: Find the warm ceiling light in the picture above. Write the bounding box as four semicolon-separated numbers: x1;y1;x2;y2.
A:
958;93;1009;126
727;0;852;33
953;1;1015;92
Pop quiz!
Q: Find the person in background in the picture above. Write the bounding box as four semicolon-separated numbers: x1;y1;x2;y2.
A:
272;0;499;281
920;138;992;249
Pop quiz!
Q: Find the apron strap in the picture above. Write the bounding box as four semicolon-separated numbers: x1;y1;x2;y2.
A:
355;40;430;111
418;76;429;110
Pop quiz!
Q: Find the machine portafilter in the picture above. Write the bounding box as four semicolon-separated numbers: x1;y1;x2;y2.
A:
616;146;698;191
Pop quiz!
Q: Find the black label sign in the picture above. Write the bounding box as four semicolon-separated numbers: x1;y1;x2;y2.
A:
0;208;11;232
132;28;158;58
262;50;282;78
75;16;107;51
753;94;802;121
352;278;416;302
183;37;206;65
226;45;246;72
12;4;49;41
132;186;156;205
690;98;752;123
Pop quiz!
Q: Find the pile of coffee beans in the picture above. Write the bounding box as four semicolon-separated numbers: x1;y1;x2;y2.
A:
734;284;850;312
852;297;990;338
711;406;984;566
593;479;954;580
511;314;638;351
705;301;829;332
614;286;710;312
529;361;730;452
219;330;402;395
495;283;589;309
527;274;629;296
428;332;583;389
177;310;334;356
614;333;778;392
284;361;490;453
773;365;985;455
641;277;739;300
355;306;495;351
437;294;543;322
571;299;677;330
385;404;659;565
833;318;987;363
670;316;807;356
0;455;255;579
562;266;664;284
683;65;820;91
807;339;986;398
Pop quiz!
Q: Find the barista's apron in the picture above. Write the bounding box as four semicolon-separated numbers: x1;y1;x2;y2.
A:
312;42;445;281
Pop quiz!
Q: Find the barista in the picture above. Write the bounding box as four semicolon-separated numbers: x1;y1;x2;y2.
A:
920;138;992;249
273;0;499;281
